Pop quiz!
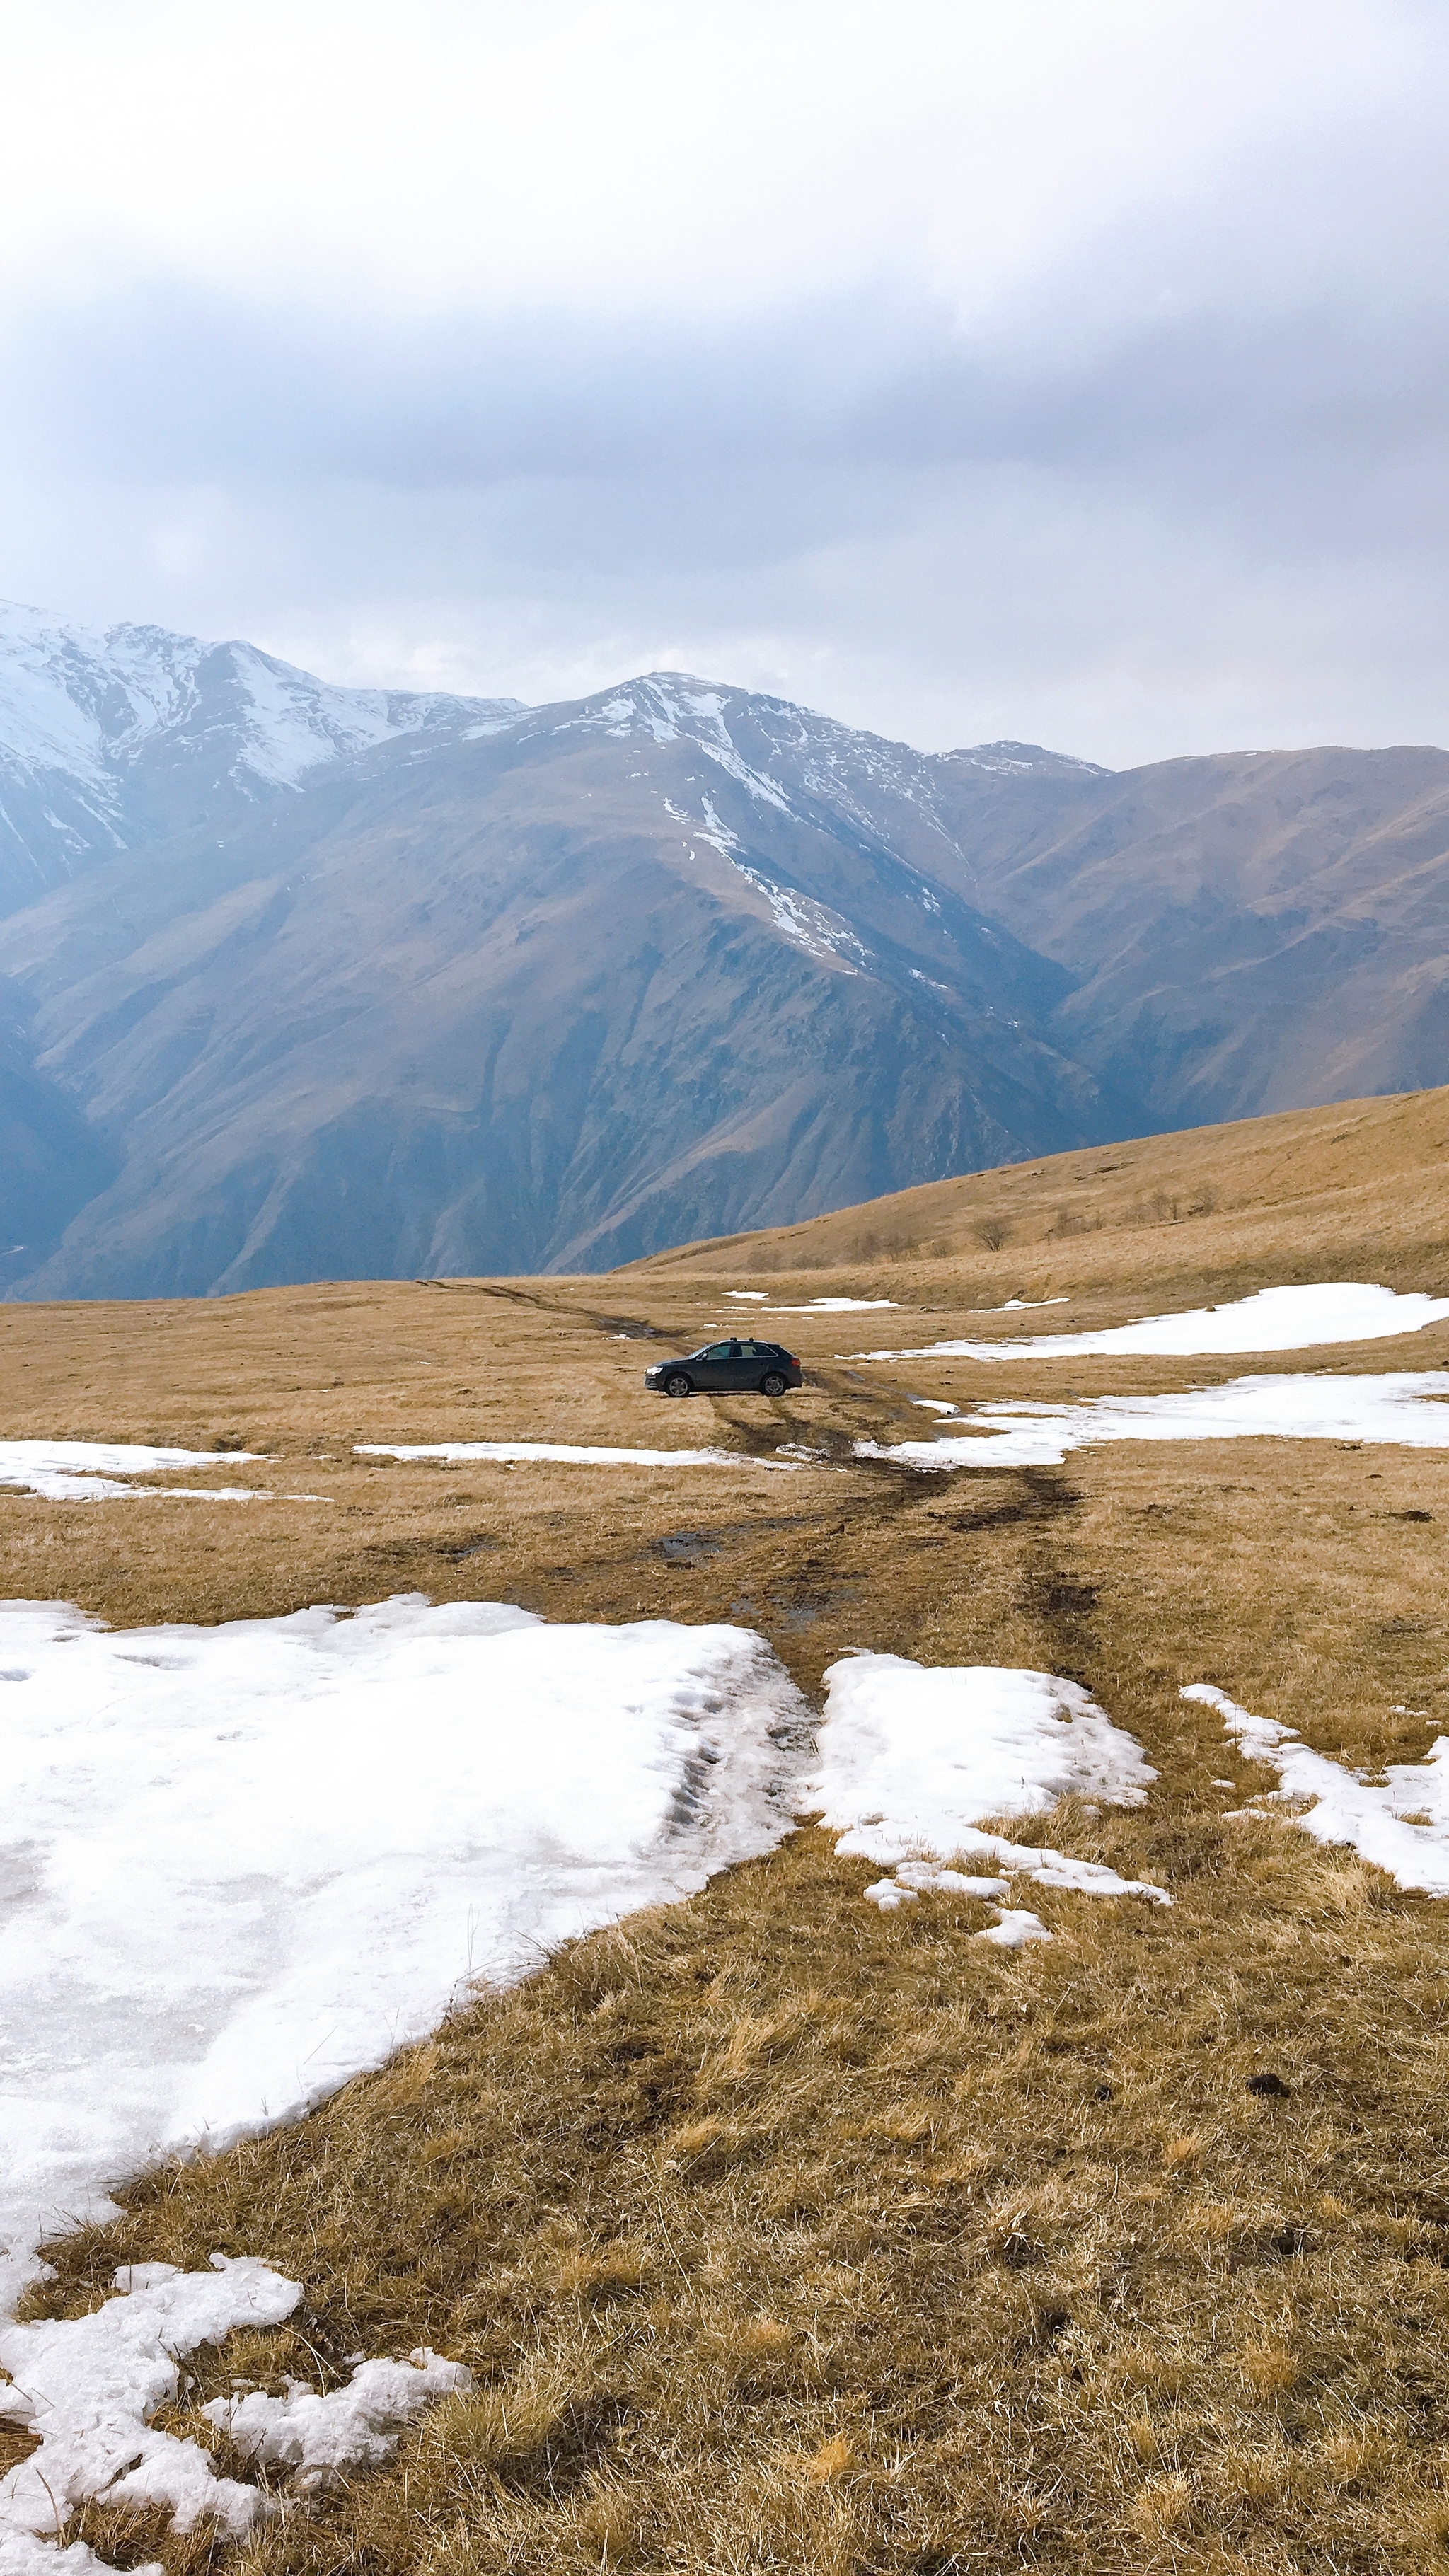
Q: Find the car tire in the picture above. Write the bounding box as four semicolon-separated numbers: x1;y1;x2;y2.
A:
664;1372;693;1398
759;1371;788;1397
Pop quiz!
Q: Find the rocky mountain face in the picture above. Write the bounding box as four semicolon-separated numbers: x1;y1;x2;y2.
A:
1;606;1446;1296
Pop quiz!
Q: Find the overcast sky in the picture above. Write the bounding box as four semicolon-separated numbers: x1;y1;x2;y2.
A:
3;0;1447;763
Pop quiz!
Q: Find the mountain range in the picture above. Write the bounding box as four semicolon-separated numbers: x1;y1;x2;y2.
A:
1;598;1447;1297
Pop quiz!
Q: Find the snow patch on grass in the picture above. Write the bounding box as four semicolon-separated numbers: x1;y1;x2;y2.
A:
0;1443;265;1501
768;1298;898;1312
857;1371;1449;1469
1184;1683;1449;1894
0;2256;302;2575
0;2258;471;2576
846;1281;1449;1363
204;2345;471;2491
356;1440;799;1470
812;1656;1168;1935
0;1595;810;2314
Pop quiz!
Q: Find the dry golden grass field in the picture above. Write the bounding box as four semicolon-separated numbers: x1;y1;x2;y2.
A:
6;1084;1449;2575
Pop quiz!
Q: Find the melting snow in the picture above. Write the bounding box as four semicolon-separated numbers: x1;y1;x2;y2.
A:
857;1371;1449;1469
0;1595;809;2314
0;1442;265;1501
1183;1685;1449;1894
811;1655;1167;1934
848;1282;1449;1363
983;1297;1070;1312
356;1440;800;1470
0;2258;471;2576
769;1298;897;1313
204;2345;471;2490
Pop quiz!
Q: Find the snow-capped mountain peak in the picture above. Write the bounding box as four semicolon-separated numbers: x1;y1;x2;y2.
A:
0;601;525;903
940;738;1109;780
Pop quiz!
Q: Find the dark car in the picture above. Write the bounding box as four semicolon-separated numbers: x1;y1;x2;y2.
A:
644;1338;802;1398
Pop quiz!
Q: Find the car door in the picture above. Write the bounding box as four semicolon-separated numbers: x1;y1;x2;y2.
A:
719;1338;761;1390
693;1341;736;1390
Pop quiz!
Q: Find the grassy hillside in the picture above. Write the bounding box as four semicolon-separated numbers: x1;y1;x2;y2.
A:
623;1082;1449;1300
6;1085;1449;2572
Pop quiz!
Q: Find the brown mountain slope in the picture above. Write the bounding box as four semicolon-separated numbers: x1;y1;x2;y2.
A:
0;679;1128;1299
918;745;1449;1126
5;625;1449;1297
620;1081;1449;1305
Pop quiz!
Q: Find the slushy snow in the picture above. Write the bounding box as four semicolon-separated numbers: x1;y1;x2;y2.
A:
858;1371;1449;1469
847;1281;1449;1363
1183;1684;1449;1894
812;1656;1168;1931
0;1595;809;2314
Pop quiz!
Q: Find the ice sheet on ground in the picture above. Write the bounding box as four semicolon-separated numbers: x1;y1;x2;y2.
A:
0;1594;812;2315
846;1282;1449;1362
0;1443;265;1502
857;1371;1449;1469
1182;1684;1449;1894
812;1656;1168;1937
0;2258;471;2576
355;1440;800;1470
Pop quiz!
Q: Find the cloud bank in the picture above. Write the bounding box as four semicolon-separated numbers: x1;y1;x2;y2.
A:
2;0;1447;762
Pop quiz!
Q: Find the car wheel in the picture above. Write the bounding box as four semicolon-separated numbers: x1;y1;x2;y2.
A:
664;1372;693;1398
759;1371;788;1397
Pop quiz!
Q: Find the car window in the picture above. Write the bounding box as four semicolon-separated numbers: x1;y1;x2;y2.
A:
703;1343;733;1359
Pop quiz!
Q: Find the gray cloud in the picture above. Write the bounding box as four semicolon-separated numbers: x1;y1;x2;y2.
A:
3;4;1448;763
